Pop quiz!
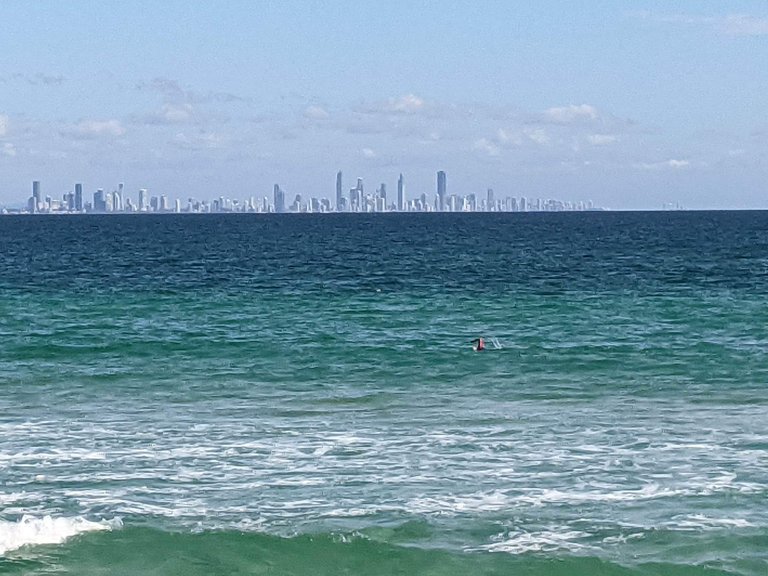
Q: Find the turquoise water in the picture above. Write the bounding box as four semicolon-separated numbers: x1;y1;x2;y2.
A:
1;212;767;575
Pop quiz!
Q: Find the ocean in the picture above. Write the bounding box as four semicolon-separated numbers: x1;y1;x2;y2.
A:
0;211;766;575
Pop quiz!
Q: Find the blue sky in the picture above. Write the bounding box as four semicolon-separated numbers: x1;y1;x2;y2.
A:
1;0;766;209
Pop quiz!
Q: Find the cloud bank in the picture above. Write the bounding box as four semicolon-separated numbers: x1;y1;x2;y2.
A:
61;119;126;139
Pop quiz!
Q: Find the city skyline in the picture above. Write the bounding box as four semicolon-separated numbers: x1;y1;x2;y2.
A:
1;2;767;210
7;170;601;215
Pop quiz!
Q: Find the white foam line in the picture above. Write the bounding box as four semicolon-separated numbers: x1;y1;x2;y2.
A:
672;514;755;530
406;476;764;515
478;529;592;554
0;515;122;555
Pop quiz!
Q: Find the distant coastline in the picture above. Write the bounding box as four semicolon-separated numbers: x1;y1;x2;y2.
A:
1;207;610;216
5;173;602;216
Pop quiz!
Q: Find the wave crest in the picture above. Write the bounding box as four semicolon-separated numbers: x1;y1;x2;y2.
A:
0;515;122;555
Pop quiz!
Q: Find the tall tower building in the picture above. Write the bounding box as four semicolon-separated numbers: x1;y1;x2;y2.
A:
397;173;404;212
138;189;148;212
335;171;343;212
113;189;122;212
274;184;285;213
93;189;102;212
486;188;494;212
74;183;83;212
437;171;446;211
93;189;106;212
31;181;41;213
349;178;364;212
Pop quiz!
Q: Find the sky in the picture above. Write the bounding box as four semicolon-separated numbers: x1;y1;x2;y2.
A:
0;0;767;210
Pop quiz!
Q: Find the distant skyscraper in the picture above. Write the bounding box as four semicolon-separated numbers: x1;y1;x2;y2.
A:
274;184;285;213
74;183;83;212
335;171;343;211
397;173;404;211
437;171;446;211
93;189;106;213
349;178;364;212
31;181;41;213
486;188;494;212
138;189;148;212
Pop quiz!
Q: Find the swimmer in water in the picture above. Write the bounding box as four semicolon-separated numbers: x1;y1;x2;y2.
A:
471;337;485;351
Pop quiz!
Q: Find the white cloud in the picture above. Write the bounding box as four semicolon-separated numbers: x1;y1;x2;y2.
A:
544;104;598;123
587;134;618;146
721;14;768;36
62;119;125;139
526;128;551;145
0;114;8;137
173;131;226;150
160;103;193;123
384;94;424;114
472;138;500;156
496;128;522;145
662;14;713;26
303;105;330;120
1;143;15;157
636;159;690;170
632;11;768;37
137;103;199;126
137;77;249;125
361;147;376;158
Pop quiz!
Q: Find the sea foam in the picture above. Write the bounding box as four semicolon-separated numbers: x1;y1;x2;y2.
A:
479;528;593;554
0;515;122;555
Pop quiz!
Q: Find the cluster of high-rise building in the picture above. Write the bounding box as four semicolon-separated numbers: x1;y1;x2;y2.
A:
6;172;598;215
